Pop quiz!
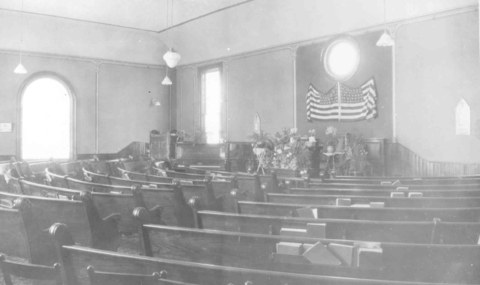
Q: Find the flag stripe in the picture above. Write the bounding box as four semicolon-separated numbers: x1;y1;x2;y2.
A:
306;78;378;122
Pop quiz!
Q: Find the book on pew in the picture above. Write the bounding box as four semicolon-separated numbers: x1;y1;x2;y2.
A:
303;243;315;252
180;180;194;185
58;195;70;200
276;242;303;255
296;207;318;219
350;204;370;208
408;192;423;198
336;198;351;206
328;243;355;266
306;223;326;238
370;202;385;208
356;248;383;269
280;228;307;237
390;192;405;198
380;181;391;185
396;186;409;191
302;242;342;266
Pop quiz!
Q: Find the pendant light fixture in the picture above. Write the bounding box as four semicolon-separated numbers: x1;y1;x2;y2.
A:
14;0;27;74
163;0;181;68
162;0;173;85
376;0;394;47
162;65;172;85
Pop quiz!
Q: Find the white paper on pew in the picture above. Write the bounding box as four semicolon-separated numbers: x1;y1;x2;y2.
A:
180;180;194;185
370;202;385;208
351;204;370;208
280;228;307;237
408;192;423;198
391;180;401;186
390;192;405;198
396;186;409;191
58;195;69;200
380;181;391;185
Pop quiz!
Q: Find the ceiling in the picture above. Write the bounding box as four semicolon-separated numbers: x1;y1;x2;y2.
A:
0;0;253;32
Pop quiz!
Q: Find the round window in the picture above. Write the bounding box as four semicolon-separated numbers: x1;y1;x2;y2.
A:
323;36;360;82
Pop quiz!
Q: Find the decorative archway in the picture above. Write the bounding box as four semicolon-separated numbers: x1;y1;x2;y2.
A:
17;72;76;160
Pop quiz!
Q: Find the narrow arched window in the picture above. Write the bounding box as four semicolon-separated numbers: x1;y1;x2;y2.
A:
19;75;75;160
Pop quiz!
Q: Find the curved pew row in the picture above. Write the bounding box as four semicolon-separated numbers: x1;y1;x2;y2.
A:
82;167;224;207
321;177;480;186
0;191;120;253
50;223;452;285
45;167;223;213
236;201;480;222
135;214;480;284
195;210;480;244
10;177;163;234
305;180;480;190
266;193;480;208
290;187;480;197
11;169;196;229
87;165;267;212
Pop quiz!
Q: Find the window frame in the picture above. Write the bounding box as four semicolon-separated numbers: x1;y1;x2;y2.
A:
198;63;225;144
16;72;76;160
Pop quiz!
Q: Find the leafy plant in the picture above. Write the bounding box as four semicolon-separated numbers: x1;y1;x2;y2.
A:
247;130;275;150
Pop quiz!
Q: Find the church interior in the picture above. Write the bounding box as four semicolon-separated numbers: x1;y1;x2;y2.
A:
0;0;480;284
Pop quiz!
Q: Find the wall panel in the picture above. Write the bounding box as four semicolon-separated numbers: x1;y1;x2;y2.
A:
98;64;169;153
227;49;294;141
396;11;480;163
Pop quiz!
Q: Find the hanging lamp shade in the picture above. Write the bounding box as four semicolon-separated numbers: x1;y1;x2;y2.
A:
162;75;172;85
376;30;395;47
163;48;181;68
14;62;27;74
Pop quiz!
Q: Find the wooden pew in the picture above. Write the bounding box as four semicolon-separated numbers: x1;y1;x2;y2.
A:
87;265;196;285
16;178;162;234
82;168;172;187
0;198;56;265
195;210;480;244
306;180;480;190
236;201;480;222
0;255;62;285
50;223;446;285
134;214;480;284
322;177;480;186
46;167;222;212
290;187;480;198
266;193;480;208
0;191;121;251
44;168;196;227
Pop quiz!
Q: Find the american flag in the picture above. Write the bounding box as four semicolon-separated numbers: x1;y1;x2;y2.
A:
306;78;377;122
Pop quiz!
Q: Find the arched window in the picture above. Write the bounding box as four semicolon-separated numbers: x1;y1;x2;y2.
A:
19;74;75;160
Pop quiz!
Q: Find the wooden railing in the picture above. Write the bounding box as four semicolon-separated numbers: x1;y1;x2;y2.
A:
386;142;480;177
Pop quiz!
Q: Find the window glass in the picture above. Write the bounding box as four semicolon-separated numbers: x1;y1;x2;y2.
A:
21;77;72;159
201;67;222;144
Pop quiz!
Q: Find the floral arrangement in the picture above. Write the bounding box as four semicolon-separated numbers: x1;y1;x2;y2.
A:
271;128;303;170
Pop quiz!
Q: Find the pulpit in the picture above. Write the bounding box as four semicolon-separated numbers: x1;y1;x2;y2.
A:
365;138;386;176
